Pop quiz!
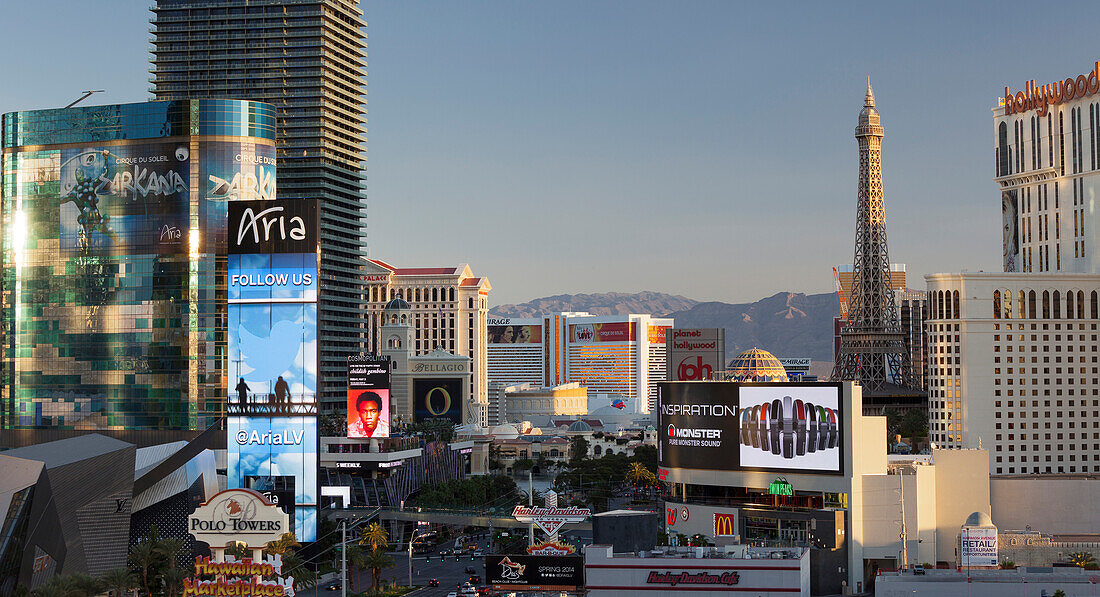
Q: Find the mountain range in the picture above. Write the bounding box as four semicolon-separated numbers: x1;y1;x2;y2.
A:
490;291;840;362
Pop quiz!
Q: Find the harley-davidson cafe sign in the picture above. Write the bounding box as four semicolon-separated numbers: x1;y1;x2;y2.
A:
512;505;591;536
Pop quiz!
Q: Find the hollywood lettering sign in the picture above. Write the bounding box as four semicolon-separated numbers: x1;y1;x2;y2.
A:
512;505;591;536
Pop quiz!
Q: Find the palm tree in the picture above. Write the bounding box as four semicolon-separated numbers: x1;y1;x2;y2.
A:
129;541;161;597
1069;551;1097;567
359;522;389;551
362;547;395;592
67;574;106;597
99;568;134;597
281;552;317;591
626;463;648;486
162;568;188;597
265;532;301;557
156;536;185;570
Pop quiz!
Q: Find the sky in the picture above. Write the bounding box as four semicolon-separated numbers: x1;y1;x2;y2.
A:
4;1;1100;306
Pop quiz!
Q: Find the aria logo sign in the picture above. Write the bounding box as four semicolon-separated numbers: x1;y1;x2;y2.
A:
229;200;317;255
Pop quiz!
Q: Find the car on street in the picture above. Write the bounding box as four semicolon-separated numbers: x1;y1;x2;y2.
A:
324;580;340;591
465;566;477;574
428;579;440;587
473;550;482;556
447;592;458;597
467;576;481;586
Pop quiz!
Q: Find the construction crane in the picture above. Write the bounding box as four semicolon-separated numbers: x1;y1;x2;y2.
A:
64;90;105;109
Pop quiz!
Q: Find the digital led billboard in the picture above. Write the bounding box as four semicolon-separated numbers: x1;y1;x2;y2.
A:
485;555;584;591
347;356;391;438
227;416;318;542
488;323;542;344
226;199;319;542
414;378;463;424
657;382;843;475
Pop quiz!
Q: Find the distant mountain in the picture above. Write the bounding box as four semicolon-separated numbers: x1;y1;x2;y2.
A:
663;292;839;362
491;291;840;362
489;291;699;318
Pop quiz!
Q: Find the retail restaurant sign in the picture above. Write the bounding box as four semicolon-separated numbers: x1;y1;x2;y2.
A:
189;489;289;549
512;505;591;536
1004;62;1100;117
183;554;295;597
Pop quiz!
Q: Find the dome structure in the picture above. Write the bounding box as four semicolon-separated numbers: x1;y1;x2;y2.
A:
962;511;995;527
568;420;592;432
489;424;519;439
726;348;788;382
383;297;411;311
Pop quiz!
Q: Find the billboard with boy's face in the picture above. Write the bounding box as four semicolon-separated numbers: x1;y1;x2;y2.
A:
347;356;391;438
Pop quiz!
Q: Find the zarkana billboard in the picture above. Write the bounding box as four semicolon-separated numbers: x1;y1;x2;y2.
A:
658;382;843;475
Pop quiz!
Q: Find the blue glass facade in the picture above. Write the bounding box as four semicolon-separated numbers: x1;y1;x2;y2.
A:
1;100;276;445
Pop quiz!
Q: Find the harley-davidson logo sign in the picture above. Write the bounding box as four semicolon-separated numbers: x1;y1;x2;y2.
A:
512;506;591;536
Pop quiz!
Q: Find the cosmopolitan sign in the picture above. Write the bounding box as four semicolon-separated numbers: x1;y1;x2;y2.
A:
188;489;289;549
513;505;591;536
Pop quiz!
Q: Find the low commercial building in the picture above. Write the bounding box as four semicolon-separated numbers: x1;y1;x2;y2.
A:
658;381;994;594
500;383;588;422
875;567;1099;596
584;544;809;597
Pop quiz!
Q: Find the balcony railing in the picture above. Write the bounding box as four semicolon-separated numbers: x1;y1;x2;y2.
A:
227;393;317;416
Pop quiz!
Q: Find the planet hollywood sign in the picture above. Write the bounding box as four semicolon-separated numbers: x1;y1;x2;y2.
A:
512;505;591;536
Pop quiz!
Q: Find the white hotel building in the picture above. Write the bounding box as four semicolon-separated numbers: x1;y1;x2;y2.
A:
923;61;1100;474
486;313;671;415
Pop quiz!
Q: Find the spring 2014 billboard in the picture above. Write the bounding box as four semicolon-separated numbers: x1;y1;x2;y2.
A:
347;357;391;438
658;382;843;475
485;555;584;591
414;378;463;423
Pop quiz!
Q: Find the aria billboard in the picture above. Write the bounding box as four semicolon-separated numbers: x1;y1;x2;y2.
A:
227;416;318;542
226;199;319;542
347;356;391;438
658;382;843;475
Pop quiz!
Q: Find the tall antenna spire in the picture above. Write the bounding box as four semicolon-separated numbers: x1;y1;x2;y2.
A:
832;83;913;391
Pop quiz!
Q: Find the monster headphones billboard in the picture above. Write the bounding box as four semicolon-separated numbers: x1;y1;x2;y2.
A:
414;378;463;424
658;382;843;475
227;199;319;542
347;356;391;438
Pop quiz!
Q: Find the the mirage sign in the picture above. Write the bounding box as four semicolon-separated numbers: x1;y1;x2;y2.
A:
657;382;844;475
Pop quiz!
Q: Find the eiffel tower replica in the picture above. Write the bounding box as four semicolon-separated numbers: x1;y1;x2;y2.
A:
832;80;915;393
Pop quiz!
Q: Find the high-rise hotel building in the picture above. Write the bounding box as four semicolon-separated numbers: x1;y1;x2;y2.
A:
926;61;1100;473
358;259;491;414
486;313;672;415
150;0;368;410
1;100;276;447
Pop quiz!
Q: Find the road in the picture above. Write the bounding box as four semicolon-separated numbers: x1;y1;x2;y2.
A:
297;544;487;597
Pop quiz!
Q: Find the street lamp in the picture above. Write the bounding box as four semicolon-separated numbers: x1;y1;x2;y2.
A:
408;527;427;589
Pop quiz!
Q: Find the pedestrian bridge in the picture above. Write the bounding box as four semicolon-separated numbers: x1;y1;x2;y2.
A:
332;506;592;531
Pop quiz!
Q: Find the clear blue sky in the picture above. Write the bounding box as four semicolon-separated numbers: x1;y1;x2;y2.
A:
4;1;1100;306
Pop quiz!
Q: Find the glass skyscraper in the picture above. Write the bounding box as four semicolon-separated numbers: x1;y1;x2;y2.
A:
1;99;276;447
149;0;369;413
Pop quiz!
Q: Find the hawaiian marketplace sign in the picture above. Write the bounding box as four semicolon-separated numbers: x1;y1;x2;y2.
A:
189;489;289;549
183;555;295;597
512;505;591;536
